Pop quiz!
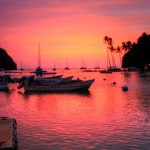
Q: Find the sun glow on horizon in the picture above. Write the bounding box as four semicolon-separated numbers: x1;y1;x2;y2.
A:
0;0;149;69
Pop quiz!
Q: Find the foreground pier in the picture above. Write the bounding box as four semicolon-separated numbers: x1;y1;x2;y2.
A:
0;117;17;150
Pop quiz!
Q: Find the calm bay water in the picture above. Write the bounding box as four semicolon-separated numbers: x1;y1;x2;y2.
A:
0;69;150;150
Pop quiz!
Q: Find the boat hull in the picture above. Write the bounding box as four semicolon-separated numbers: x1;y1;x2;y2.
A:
24;79;95;92
0;85;8;90
0;76;9;91
100;70;112;73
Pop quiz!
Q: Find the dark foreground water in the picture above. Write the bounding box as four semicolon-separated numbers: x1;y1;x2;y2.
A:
0;69;150;150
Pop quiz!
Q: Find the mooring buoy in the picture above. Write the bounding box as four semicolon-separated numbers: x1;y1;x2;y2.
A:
122;85;128;91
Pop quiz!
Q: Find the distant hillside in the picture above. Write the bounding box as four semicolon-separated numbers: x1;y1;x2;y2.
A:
0;48;17;70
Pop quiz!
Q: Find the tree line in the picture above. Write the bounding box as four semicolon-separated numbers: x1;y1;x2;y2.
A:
103;32;150;71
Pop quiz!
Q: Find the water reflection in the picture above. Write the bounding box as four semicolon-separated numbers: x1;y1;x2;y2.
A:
1;70;150;149
17;90;91;98
138;71;150;78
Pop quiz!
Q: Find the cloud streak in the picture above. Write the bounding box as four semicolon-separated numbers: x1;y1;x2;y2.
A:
0;0;150;28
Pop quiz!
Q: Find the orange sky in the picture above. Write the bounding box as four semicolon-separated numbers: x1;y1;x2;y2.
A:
0;0;150;69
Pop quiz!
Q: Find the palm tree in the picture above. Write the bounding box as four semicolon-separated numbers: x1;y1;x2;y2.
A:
121;41;132;53
103;36;112;69
126;41;132;51
121;42;127;52
106;36;116;68
109;45;116;68
115;46;122;67
108;37;114;67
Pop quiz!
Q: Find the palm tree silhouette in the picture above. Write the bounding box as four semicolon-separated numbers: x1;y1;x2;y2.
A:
115;46;122;68
103;36;111;69
103;36;116;69
121;41;132;53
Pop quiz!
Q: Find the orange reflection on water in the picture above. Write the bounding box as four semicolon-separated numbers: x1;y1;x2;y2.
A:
2;71;150;149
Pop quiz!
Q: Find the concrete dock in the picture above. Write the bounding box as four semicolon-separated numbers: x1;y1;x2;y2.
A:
0;117;17;150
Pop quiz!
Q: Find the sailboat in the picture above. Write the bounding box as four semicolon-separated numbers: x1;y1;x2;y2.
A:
94;60;100;69
31;44;56;75
64;58;70;70
35;44;45;75
80;57;87;70
100;69;112;73
53;60;56;71
20;61;24;71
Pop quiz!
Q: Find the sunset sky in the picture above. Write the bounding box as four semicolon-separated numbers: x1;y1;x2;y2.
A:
0;0;149;69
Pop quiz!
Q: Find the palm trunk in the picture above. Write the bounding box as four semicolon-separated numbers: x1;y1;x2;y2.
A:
112;52;116;67
107;47;111;69
119;52;122;68
110;51;116;67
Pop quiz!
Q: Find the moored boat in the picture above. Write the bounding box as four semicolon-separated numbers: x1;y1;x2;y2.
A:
108;66;121;72
64;58;70;70
100;70;112;73
30;67;56;75
24;79;95;92
64;66;70;70
18;77;95;92
36;76;74;84
36;75;63;80
0;75;10;90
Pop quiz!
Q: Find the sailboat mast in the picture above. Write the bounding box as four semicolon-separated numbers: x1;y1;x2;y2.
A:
67;58;68;67
21;60;22;68
107;47;111;69
38;44;41;68
82;56;83;67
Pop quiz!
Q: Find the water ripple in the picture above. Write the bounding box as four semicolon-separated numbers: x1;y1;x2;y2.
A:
0;71;150;149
